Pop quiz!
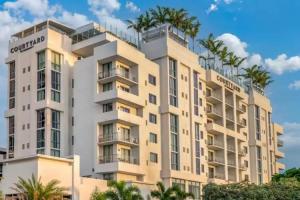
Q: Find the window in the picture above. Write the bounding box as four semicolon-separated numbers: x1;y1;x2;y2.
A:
149;94;157;104
148;74;156;85
150;152;158;163
257;146;262;183
193;71;199;116
120;86;129;92
196;158;200;175
170;114;179;170
51;51;61;103
103;103;113;112
149;113;157;124
169;58;178;107
37;51;45;101
149;132;157;143
37;110;45;154
8;116;15;158
101;62;113;78
255;105;261;140
188;181;201;200
103;82;113;92
9;61;16;109
51;110;60;157
120;106;130;113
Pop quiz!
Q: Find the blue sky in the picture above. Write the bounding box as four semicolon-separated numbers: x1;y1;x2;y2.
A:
0;0;299;168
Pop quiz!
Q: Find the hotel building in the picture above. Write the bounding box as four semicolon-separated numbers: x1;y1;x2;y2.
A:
0;20;285;199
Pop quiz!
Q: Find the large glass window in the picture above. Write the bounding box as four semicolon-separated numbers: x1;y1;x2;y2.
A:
51;110;60;157
255;105;261;140
195;122;201;174
37;51;46;101
36;109;45;154
188;181;201;200
170;114;179;170
51;51;61;103
8;116;15;158
193;71;199;116
9;61;16;109
169;58;178;107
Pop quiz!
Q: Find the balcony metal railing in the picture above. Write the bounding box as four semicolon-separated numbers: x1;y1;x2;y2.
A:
237;119;247;127
207;106;223;116
99;154;139;165
208;140;224;149
208;157;225;164
98;132;138;145
227;160;236;166
227;145;235;152
277;139;284;147
206;91;222;101
98;68;136;83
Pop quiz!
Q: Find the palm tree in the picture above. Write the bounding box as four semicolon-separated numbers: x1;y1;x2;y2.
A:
239;64;262;87
199;33;215;69
91;188;106;200
186;21;201;51
12;175;66;200
105;180;143;200
150;182;177;200
256;70;273;89
172;185;194;200
150;6;169;26
208;39;224;69
225;52;239;75
142;11;156;31
218;46;229;70
167;8;188;34
126;15;144;48
233;57;247;76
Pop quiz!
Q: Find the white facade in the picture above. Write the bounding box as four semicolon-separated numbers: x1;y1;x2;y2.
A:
0;20;285;199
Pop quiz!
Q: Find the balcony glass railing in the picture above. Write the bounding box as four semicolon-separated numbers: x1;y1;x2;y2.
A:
98;132;138;145
99;154;139;165
98;68;136;83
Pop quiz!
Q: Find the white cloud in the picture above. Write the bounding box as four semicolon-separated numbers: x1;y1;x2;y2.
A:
281;122;300;148
125;1;140;13
87;0;128;33
217;33;248;57
57;11;90;28
207;4;218;13
288;80;300;90
4;0;61;18
207;0;235;14
265;54;300;75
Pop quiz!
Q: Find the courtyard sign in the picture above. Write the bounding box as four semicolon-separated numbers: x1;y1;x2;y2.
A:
10;36;45;54
217;75;241;92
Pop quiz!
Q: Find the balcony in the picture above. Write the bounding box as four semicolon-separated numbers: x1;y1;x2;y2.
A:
207;106;223;119
226;114;234;123
237;104;247;113
238;149;247;156
227;145;235;153
208;157;225;166
237;118;247;128
227;160;236;168
206;122;224;135
275;150;284;158
208;173;226;180
208;140;224;150
98;132;139;146
99;154;139;165
97;110;143;126
206;91;222;104
277;139;284;147
95;88;144;107
98;68;138;86
225;99;234;108
239;163;247;171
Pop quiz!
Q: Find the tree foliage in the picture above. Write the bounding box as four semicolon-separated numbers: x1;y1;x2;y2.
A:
11;174;66;200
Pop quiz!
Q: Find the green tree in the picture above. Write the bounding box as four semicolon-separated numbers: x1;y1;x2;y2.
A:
105;180;143;200
172;185;194;200
199;33;215;69
272;168;300;182
126;15;144;48
217;46;229;70
90;188;106;200
225;52;239;75
186;21;201;51
12;174;66;200
150;182;177;200
167;8;188;33
150;6;169;26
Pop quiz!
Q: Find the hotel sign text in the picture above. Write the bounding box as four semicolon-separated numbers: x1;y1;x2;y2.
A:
217;75;241;92
10;36;45;54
